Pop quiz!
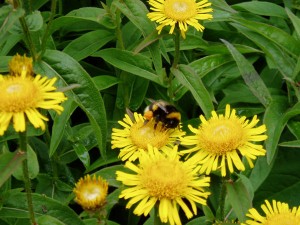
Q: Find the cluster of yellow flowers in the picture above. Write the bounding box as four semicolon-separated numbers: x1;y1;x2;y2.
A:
111;104;268;225
4;0;298;224
71;1;300;225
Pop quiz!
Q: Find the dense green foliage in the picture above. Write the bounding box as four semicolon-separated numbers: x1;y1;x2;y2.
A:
1;0;300;224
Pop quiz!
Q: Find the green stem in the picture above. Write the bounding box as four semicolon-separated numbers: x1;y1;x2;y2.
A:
168;30;181;98
21;0;32;14
16;0;37;60
18;17;38;61
153;205;164;225
19;131;36;225
40;0;57;58
219;177;227;221
171;30;180;69
116;9;125;50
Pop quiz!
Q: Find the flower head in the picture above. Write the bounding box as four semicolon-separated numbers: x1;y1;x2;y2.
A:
147;0;213;38
0;73;67;135
180;105;267;177
111;112;185;161
242;200;300;225
9;54;33;76
73;174;108;211
116;145;211;225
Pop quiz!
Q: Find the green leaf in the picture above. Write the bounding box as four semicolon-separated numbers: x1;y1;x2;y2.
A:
279;140;300;148
93;49;160;84
92;76;119;91
0;56;11;72
226;176;253;222
0;34;22;56
253;148;300;207
36;215;65;225
171;65;214;117
287;120;300;139
36;174;73;204
0;6;24;41
263;97;300;163
31;0;50;11
0;151;26;187
189;54;234;78
0;191;84;225
286;7;300;40
84;219;119;225
231;23;296;79
50;7;114;34
36;50;107;159
73;143;90;169
220;83;261;107
13;145;39;180
94;165;126;188
116;72;149;110
113;0;155;35
210;0;236;14
106;189;121;215
222;39;272;107
63;30;114;61
230;17;300;57
10;11;43;34
249;156;275;191
233;2;287;18
49;100;76;157
185;216;207;225
113;0;163;74
86;155;120;173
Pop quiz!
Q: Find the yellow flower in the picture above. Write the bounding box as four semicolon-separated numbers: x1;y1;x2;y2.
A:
0;73;67;135
147;0;213;38
9;54;33;76
242;200;300;225
73;174;108;211
180;105;267;177
116;145;211;225
111;112;185;161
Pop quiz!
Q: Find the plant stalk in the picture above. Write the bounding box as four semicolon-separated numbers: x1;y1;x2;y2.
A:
169;29;181;98
16;0;37;60
40;0;57;57
171;30;180;69
219;177;227;221
154;205;164;225
19;131;36;225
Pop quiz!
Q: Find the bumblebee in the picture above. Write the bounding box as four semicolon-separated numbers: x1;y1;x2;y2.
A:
144;100;181;129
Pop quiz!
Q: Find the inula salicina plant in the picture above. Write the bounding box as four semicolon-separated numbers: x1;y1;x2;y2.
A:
1;0;300;225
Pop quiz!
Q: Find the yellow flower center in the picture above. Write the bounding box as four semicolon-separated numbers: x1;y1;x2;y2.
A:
198;119;245;154
164;0;197;21
73;175;108;211
141;159;187;199
0;77;40;113
130;120;170;150
81;183;104;201
265;213;300;225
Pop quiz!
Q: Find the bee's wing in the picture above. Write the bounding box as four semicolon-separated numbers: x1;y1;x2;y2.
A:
145;98;169;113
126;108;136;122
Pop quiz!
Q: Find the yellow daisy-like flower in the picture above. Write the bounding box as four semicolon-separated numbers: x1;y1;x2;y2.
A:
0;73;67;135
180;104;267;177
73;174;108;211
242;200;300;225
9;54;33;76
111;112;185;161
116;145;211;225
147;0;213;38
